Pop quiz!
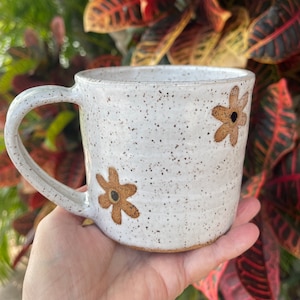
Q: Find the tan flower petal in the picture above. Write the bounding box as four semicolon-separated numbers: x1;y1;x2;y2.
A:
238;112;247;126
214;124;230;142
229;86;239;108
112;204;122;224
99;194;111;208
229;126;239;146
108;167;119;185
96;173;110;190
212;105;230;123
120;183;137;198
122;201;140;219
237;92;249;110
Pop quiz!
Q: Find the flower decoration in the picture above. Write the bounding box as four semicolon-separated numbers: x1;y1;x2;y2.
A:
212;85;248;146
96;167;140;224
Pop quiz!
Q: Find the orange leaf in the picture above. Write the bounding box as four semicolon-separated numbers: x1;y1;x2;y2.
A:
140;0;175;22
84;0;146;33
131;6;193;65
198;0;232;32
194;262;228;300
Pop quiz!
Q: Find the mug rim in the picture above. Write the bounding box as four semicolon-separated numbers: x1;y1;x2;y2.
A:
75;65;255;85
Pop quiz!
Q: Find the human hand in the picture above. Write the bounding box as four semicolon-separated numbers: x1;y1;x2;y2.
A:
22;197;260;300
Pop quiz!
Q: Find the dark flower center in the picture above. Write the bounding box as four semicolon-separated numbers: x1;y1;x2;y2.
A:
230;111;238;123
110;190;119;202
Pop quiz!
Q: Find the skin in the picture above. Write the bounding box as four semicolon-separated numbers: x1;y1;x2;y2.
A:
22;197;260;300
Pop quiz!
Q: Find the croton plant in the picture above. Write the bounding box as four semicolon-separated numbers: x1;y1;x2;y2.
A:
1;0;300;299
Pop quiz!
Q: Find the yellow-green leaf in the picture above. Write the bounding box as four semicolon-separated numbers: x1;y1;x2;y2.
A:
0;59;36;93
168;22;221;65
44;110;76;151
209;6;249;67
168;7;249;67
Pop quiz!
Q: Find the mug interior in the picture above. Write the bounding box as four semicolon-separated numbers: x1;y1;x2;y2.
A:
76;65;254;84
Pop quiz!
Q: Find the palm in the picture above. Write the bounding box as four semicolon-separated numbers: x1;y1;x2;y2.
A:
23;197;260;300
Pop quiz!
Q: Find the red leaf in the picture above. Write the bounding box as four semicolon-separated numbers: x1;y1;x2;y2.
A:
0;151;20;187
265;201;300;258
193;262;228;300
267;144;300;210
24;28;39;48
279;53;300;93
12;211;37;236
242;0;272;19
12;74;53;94
55;148;85;188
28;192;48;210
246;60;281;114
87;54;122;69
12;228;35;269
140;0;175;22
12;243;32;269
242;172;267;198
263;144;300;256
33;103;61;119
0;97;9;130
246;0;300;63
51;16;65;47
244;78;297;179
236;214;280;299
196;0;232;32
219;260;253;300
29;148;61;177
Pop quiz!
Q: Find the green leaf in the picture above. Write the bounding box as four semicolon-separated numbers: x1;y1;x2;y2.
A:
0;187;26;283
0;234;11;282
0;135;5;153
0;58;36;93
176;285;204;300
44;110;76;151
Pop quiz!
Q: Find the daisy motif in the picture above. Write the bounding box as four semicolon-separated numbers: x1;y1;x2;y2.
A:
96;167;139;225
212;85;248;146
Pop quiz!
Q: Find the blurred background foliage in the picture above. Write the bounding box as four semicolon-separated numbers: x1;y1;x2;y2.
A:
1;0;300;299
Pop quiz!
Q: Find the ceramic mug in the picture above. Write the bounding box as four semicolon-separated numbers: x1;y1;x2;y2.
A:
4;66;255;252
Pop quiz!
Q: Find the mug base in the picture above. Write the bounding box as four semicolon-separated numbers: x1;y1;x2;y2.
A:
127;236;220;253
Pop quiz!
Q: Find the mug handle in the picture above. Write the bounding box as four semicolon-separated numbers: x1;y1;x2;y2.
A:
4;85;91;218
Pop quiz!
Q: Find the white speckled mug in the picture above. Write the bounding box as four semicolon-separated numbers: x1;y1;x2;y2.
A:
5;66;255;252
